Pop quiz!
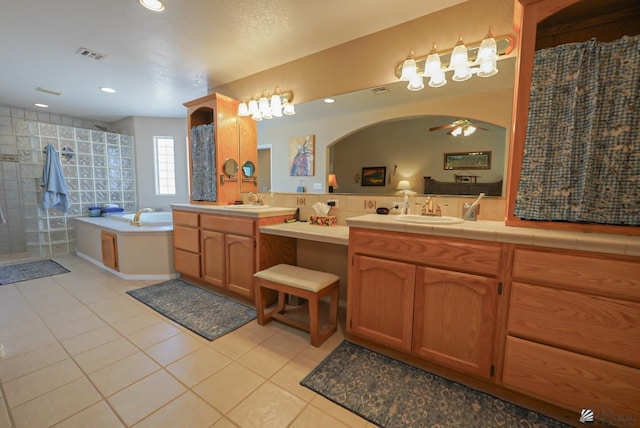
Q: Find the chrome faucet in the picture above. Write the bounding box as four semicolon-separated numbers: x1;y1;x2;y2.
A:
131;208;153;226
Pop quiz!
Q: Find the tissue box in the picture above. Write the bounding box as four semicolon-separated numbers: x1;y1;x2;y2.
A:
309;215;337;226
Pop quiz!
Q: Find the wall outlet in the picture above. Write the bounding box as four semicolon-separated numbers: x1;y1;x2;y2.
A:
296;197;306;206
364;200;377;210
327;199;338;208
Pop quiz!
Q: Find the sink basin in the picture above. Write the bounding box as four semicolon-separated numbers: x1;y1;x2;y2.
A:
222;205;270;209
392;215;464;225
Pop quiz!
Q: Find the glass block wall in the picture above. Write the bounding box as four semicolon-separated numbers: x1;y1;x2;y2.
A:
14;121;136;257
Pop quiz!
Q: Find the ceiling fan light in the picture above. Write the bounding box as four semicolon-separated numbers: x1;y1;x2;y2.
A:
400;51;417;81
407;74;424;91
463;125;477;136
451;126;463;137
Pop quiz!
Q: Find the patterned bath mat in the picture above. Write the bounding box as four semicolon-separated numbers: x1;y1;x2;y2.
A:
127;279;256;341
0;259;69;285
301;341;571;428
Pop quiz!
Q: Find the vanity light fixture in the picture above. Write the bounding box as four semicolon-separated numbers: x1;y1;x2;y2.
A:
100;87;116;93
238;88;295;121
139;0;165;12
34;103;48;108
396;29;512;91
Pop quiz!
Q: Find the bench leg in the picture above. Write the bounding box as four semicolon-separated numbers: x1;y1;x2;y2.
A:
308;294;321;347
255;282;279;326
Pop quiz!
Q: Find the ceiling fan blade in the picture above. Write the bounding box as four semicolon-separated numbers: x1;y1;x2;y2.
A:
475;126;489;131
429;123;455;131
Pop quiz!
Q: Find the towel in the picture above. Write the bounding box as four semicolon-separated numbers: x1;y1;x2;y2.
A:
40;144;70;213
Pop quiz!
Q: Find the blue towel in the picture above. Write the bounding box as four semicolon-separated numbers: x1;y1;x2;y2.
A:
40;144;70;213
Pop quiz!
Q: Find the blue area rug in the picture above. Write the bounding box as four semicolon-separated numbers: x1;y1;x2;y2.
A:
0;259;69;285
127;279;256;341
301;341;571;428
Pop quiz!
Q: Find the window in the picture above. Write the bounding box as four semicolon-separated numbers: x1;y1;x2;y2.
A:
154;136;176;195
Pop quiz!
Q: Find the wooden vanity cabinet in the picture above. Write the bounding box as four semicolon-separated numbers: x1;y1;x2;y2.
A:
200;213;256;298
347;228;503;379
502;246;640;422
172;210;201;278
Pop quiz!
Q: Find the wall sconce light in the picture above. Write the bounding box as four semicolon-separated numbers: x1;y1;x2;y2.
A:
328;174;339;193
396;29;512;91
238;88;295;121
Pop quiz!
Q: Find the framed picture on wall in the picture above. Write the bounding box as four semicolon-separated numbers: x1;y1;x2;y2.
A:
289;135;315;176
361;166;386;186
444;151;491;170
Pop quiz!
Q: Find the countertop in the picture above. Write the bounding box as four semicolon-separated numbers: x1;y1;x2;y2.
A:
259;221;349;245
346;214;640;257
171;203;296;218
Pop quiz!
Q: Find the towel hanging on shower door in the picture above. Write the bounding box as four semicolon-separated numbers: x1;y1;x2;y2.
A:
40;144;70;213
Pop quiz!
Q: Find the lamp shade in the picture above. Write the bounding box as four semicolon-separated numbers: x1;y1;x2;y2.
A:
328;174;338;192
397;180;411;191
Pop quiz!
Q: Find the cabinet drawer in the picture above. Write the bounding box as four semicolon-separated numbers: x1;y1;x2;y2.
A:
174;249;200;278
173;210;199;227
512;248;640;299
201;214;256;236
508;282;640;368
173;225;199;253
350;228;502;276
503;336;640;423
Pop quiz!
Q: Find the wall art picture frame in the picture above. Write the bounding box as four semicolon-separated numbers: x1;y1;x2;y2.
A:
444;151;492;170
361;166;386;186
289;135;315;176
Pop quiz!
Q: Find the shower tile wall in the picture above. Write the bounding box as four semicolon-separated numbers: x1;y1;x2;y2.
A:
0;105;136;257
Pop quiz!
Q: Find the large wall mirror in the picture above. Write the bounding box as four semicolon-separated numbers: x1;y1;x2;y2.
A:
257;56;515;197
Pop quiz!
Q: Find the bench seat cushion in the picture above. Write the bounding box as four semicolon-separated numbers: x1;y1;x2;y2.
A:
254;264;339;292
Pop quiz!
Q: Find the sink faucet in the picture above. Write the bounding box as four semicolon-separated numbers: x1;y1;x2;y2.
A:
131;208;153;226
248;192;263;205
416;197;446;216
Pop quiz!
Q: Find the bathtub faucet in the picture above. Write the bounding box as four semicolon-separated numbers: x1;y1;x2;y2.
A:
131;208;153;227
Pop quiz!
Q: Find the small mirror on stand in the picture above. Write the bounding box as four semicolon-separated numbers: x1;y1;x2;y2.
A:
221;158;238;184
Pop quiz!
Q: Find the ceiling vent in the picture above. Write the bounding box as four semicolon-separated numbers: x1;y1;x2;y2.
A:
75;47;106;60
372;87;388;95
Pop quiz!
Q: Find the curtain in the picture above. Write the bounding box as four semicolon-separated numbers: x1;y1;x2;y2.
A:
190;123;216;201
515;35;640;225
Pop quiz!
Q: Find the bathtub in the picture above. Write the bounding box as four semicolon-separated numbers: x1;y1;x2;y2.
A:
74;214;177;280
110;211;173;226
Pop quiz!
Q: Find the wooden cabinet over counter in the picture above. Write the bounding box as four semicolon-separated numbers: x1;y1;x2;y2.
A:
172;207;296;301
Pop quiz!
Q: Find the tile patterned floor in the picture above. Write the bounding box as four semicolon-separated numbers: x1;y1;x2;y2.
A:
0;255;371;428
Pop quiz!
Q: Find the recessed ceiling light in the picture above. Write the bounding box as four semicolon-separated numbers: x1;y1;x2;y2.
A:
34;103;48;108
100;87;116;93
139;0;165;12
324;98;336;104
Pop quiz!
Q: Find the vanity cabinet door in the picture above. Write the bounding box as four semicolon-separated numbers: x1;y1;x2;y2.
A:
225;234;255;298
201;230;224;287
413;267;498;379
348;255;415;352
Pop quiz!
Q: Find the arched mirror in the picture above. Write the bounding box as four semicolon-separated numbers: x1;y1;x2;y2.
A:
242;160;256;178
223;158;238;176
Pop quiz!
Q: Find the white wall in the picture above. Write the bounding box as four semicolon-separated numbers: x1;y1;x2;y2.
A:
114;116;189;211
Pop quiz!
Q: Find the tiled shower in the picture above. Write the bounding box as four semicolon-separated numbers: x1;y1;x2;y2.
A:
0;105;136;258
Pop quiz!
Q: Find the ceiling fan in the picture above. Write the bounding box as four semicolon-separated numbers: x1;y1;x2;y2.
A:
429;119;487;137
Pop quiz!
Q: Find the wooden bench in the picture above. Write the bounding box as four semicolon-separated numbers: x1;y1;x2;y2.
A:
253;264;339;346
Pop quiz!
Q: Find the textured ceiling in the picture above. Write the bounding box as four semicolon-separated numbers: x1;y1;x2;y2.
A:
0;0;466;122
